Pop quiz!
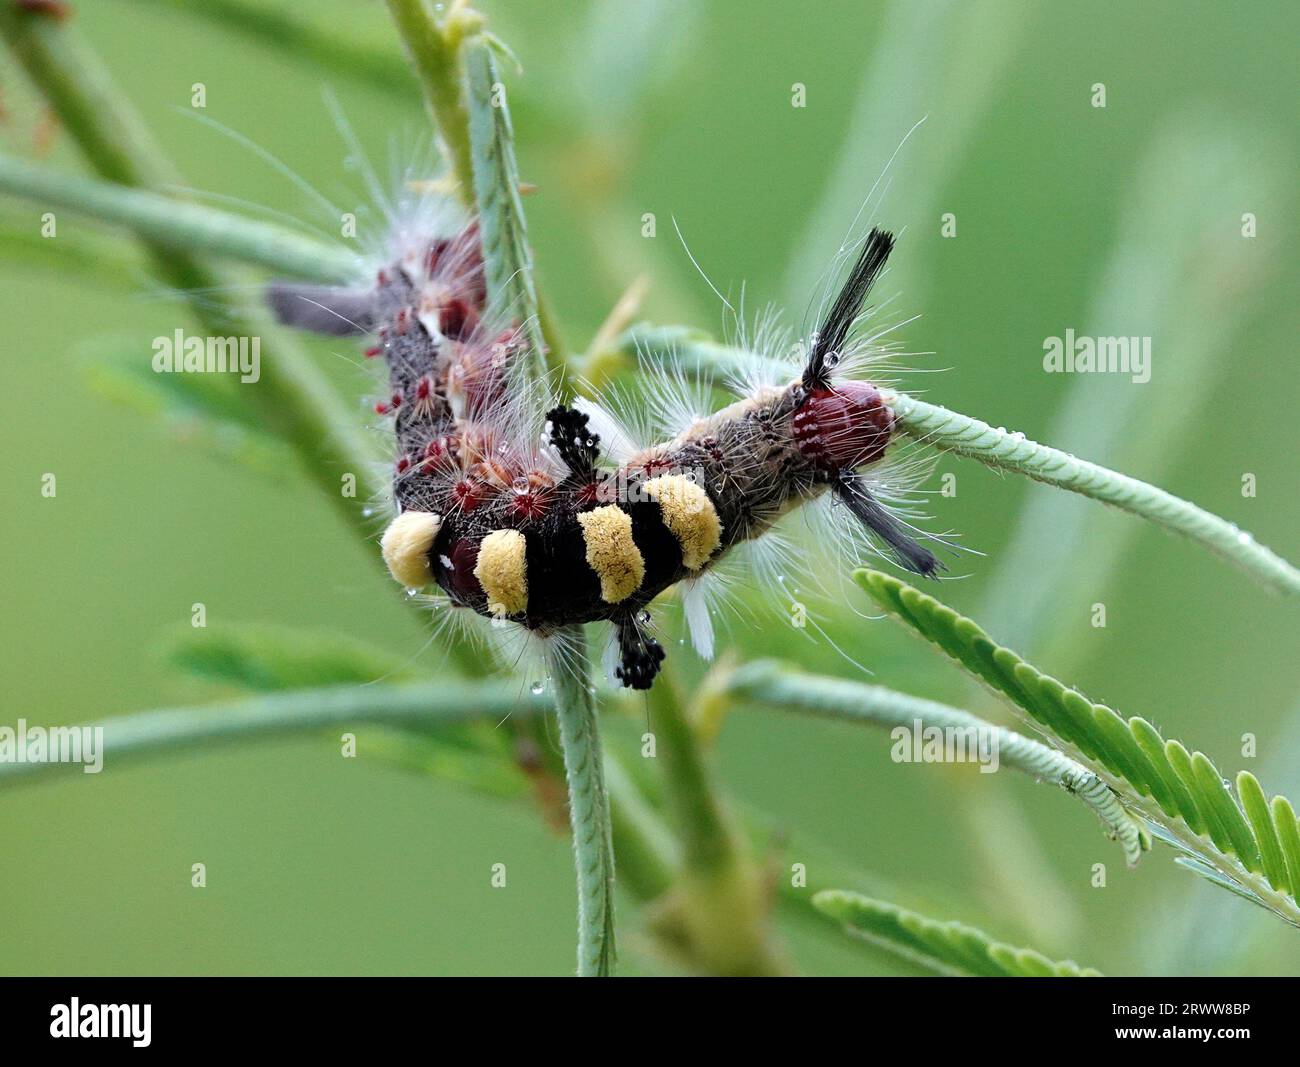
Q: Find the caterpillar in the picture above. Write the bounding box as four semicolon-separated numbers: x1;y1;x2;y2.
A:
269;207;943;690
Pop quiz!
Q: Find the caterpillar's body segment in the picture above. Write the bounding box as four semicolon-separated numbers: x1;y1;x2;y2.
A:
270;221;941;688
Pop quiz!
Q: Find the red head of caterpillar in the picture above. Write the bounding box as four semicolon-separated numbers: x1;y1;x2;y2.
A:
269;217;943;688
791;380;894;469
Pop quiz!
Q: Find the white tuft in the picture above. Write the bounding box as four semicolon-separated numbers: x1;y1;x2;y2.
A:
680;577;716;659
600;626;622;684
573;396;641;466
639;354;713;439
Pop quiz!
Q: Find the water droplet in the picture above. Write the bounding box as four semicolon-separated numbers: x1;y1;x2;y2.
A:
636;610;651;625
361;507;375;518
512;475;530;494
530;680;546;695
404;587;420;599
1236;530;1253;545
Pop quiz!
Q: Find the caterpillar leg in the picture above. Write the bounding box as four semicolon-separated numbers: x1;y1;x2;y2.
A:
612;613;665;690
833;470;943;578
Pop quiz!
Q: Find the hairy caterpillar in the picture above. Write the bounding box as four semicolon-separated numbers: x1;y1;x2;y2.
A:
269;206;943;690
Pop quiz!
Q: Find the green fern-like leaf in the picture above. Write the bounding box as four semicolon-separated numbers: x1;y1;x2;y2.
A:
164;623;417;692
854;568;1300;926
812;890;1101;976
164;622;524;795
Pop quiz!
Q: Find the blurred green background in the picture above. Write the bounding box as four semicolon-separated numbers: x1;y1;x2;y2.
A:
1;0;1297;975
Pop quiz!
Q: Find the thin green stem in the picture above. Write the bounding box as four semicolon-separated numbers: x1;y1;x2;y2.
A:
547;629;616;977
0;155;360;284
603;750;677;900
383;0;480;203
386;4;568;367
648;674;740;876
0;680;539;786
608;322;732;381
645;671;787;975
463;35;555;376
885;392;1300;597
0;668;680;925
727;661;1149;866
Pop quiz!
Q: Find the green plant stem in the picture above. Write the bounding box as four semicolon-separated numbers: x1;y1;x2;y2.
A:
0;672;688;921
646;672;787;975
0;155;360;283
0;680;538;786
603;750;677;900
611;322;742;380
728;661;1149;867
547;629;616;976
385;2;568;367
885;392;1300;596
383;0;480;203
463;35;557;375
